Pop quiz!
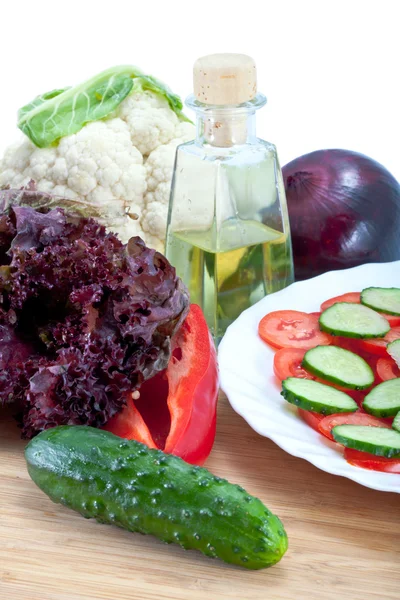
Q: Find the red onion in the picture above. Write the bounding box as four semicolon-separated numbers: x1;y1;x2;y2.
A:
282;149;400;280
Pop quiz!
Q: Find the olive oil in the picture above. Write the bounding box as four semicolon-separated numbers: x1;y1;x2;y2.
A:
167;221;293;340
166;54;294;341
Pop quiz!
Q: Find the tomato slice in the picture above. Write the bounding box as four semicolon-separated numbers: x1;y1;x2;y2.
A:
332;337;378;377
376;358;400;381
258;310;332;349
344;448;400;473
273;348;314;382
357;327;400;357
298;408;324;432
318;412;392;441
384;315;400;327
320;292;361;312
332;336;364;354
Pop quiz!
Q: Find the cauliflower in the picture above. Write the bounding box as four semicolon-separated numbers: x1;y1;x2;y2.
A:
0;75;195;252
142;122;194;248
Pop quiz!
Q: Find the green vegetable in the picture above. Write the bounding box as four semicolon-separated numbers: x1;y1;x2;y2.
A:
25;426;288;570
18;66;190;148
361;287;400;316
18;88;71;120
387;339;400;368
302;345;374;389
319;302;390;339
363;379;400;417
281;377;358;415
393;412;400;433
332;424;400;458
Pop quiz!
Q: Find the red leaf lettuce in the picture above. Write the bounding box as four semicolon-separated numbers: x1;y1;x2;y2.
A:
0;187;189;438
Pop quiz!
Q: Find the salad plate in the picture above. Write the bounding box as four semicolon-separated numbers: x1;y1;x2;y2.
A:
218;261;400;493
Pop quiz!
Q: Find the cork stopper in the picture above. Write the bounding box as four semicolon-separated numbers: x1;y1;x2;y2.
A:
193;53;257;106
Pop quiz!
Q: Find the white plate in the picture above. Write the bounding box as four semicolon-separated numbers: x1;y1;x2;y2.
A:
218;261;400;493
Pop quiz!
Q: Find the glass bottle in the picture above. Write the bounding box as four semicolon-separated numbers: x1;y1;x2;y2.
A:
166;54;294;342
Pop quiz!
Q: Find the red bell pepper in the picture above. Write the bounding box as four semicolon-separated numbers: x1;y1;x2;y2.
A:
103;304;219;465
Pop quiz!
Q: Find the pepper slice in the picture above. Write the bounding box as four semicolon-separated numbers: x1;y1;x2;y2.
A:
104;305;219;465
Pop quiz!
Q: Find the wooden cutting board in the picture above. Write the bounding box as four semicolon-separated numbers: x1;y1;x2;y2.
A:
1;396;399;600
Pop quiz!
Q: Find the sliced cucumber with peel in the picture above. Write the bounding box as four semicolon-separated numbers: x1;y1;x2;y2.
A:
363;379;400;417
302;346;374;390
319;303;390;339
332;424;400;458
387;339;400;368
281;378;358;415
393;412;400;433
361;287;400;316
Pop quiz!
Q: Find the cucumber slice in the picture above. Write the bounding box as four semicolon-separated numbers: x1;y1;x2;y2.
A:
281;378;358;415
302;345;374;390
387;339;400;368
363;378;400;417
361;287;400;316
393;412;400;433
319;302;390;339
332;424;400;458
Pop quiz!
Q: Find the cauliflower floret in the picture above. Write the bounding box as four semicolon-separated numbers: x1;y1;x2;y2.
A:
0;89;195;248
0;137;38;189
141;122;195;252
118;90;183;157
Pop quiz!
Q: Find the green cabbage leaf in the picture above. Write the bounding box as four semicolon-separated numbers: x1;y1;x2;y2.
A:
17;66;189;148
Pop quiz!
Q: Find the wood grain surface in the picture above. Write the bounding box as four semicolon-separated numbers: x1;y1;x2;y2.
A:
0;396;399;600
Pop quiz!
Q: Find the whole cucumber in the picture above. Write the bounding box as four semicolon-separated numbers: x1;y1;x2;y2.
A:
25;426;288;570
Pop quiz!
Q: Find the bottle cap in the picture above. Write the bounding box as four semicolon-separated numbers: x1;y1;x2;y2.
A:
193;53;257;105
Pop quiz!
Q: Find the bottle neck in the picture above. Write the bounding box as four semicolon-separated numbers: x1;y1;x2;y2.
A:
195;109;256;147
186;93;266;149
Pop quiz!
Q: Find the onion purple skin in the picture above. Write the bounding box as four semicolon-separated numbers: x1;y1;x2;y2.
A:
282;149;400;280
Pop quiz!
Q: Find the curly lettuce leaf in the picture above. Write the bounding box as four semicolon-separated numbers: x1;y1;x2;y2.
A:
0;195;189;436
17;65;190;148
0;321;35;406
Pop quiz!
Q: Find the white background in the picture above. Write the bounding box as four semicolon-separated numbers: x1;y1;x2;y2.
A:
1;0;399;179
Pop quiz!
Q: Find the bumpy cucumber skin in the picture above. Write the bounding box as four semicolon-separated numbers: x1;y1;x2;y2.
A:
281;378;358;415
25;426;288;570
319;303;390;339
302;346;374;390
332;425;400;458
361;287;400;316
393;412;400;433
